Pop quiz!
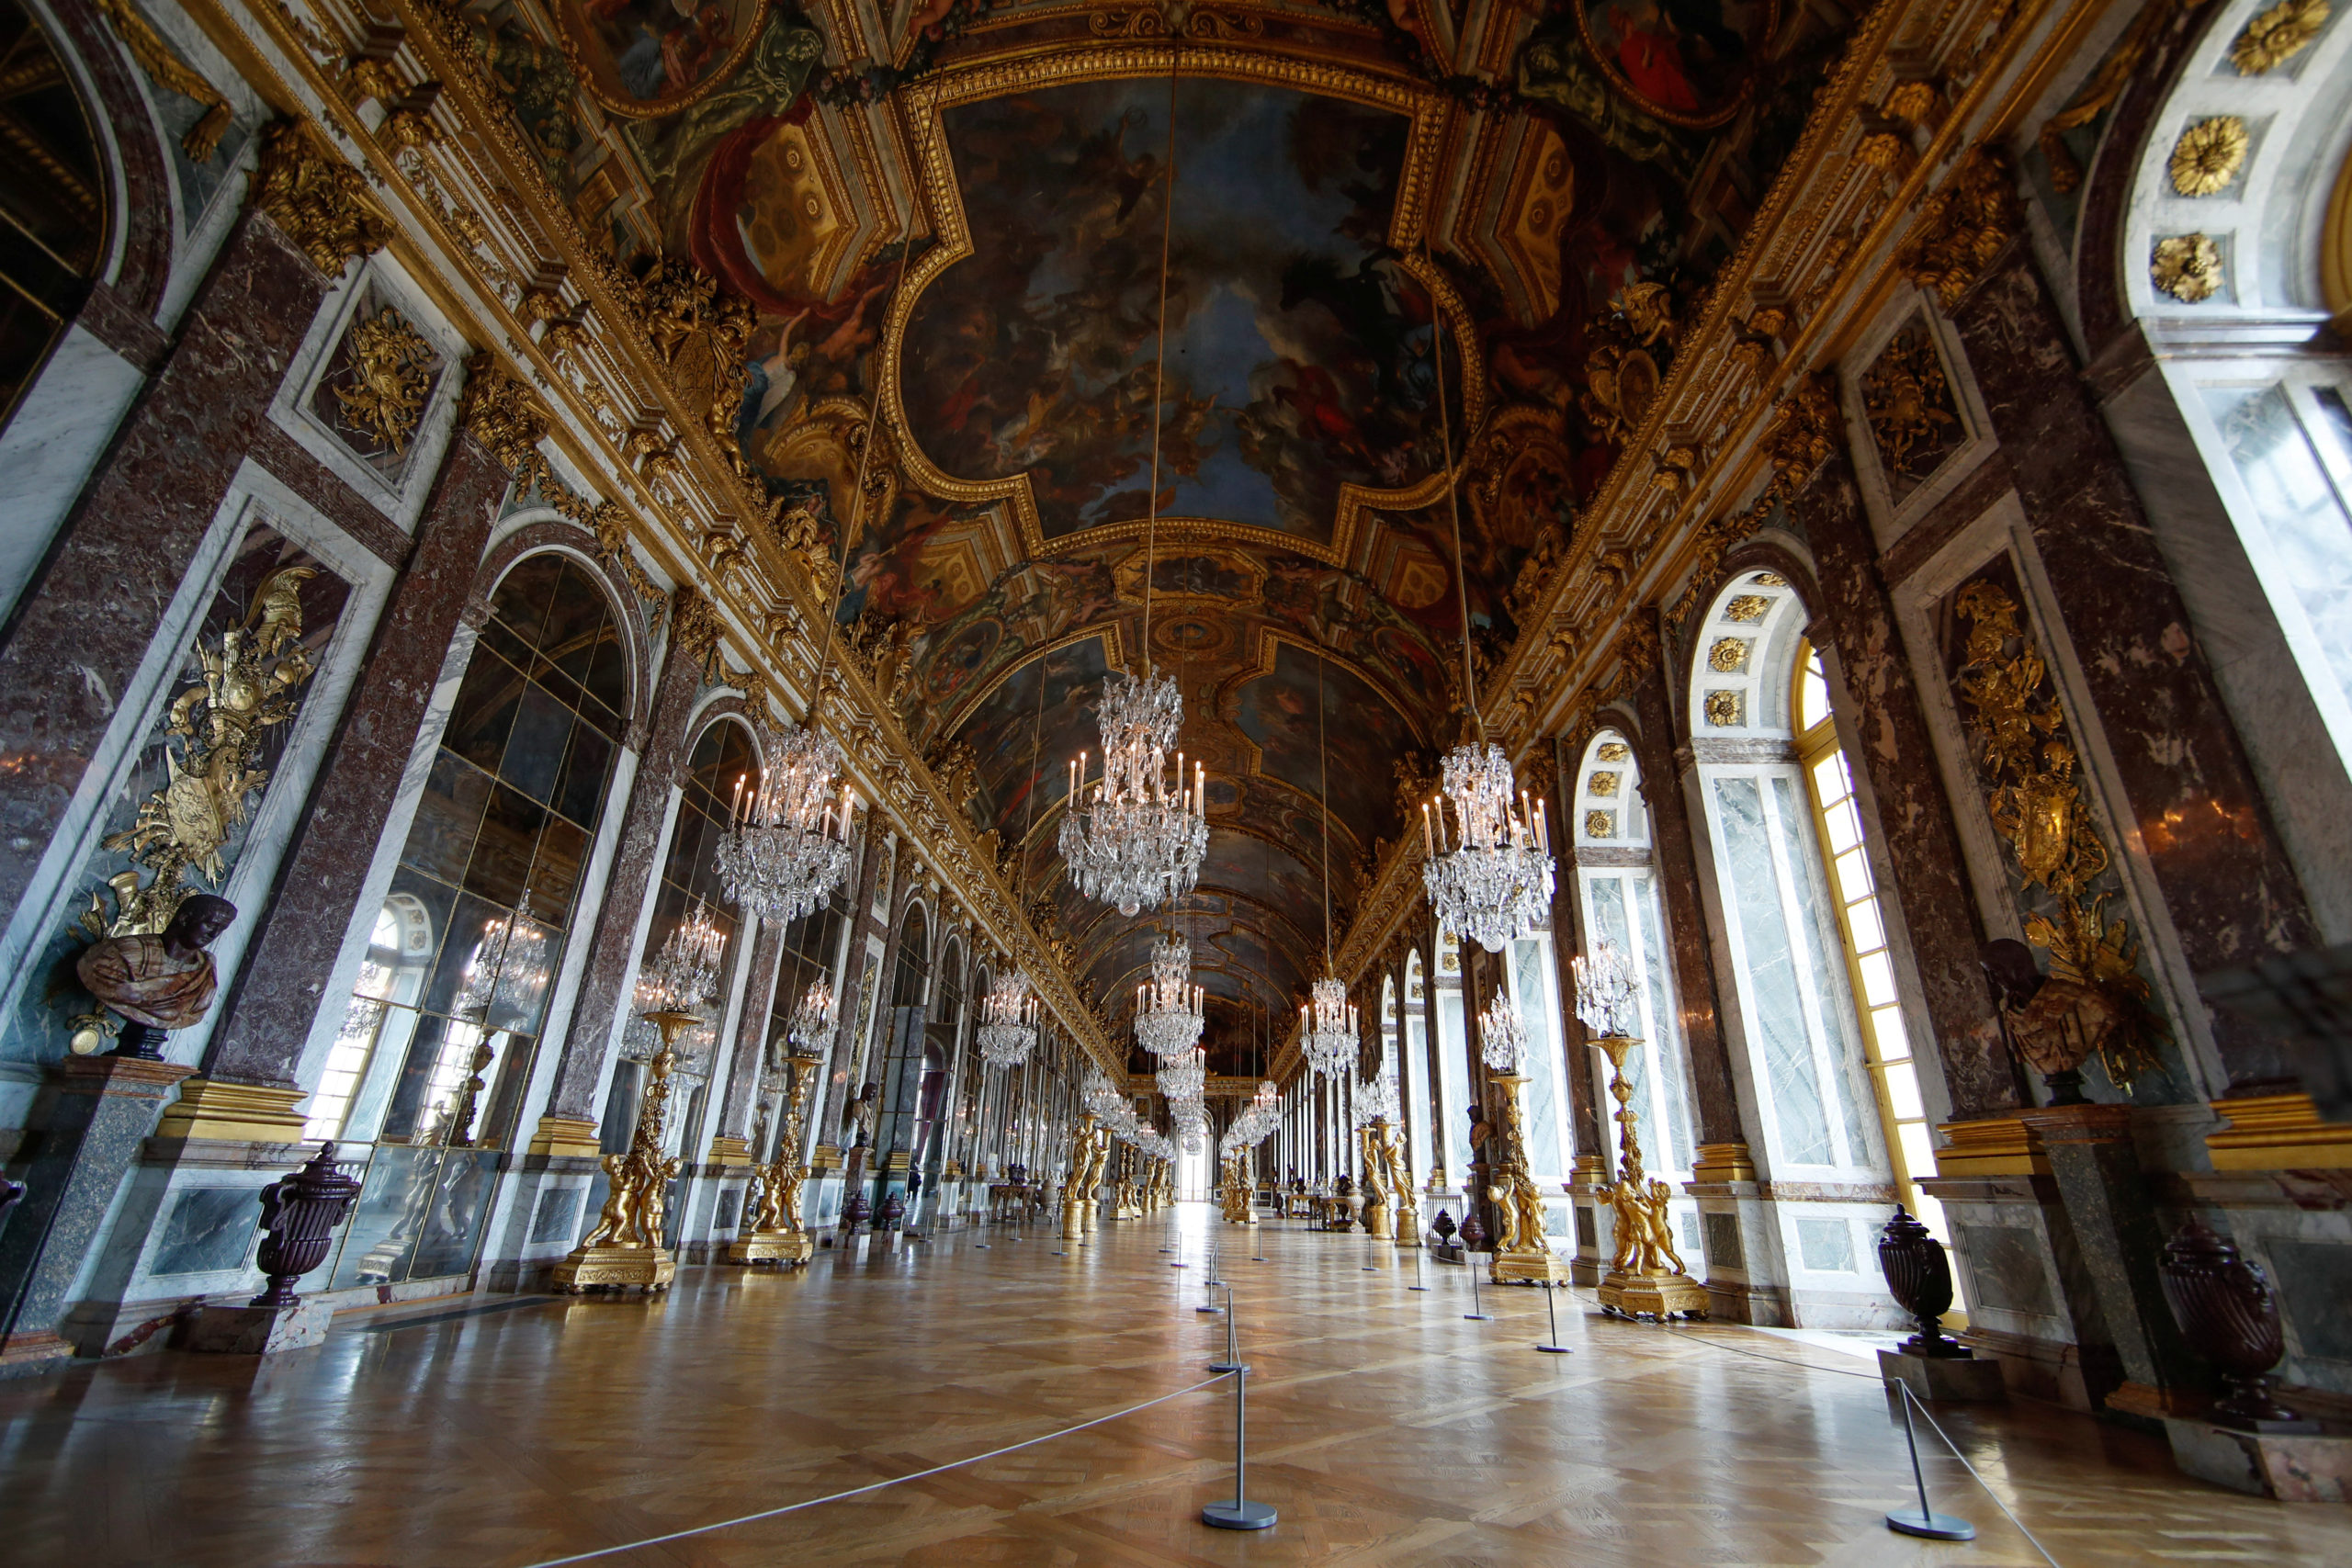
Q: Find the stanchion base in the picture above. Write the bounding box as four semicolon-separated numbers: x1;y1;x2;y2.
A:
1885;1509;1974;1540
1196;1304;1224;1314
1208;1360;1249;1374
1202;1501;1277;1531
1535;1344;1572;1354
1463;1313;1493;1321
1408;1285;1430;1292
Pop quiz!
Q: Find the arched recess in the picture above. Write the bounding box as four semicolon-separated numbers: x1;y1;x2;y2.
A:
2103;0;2352;934
925;934;966;1188
304;547;640;1290
875;902;933;1196
0;0;109;430
1684;570;1891;1202
1570;725;1700;1258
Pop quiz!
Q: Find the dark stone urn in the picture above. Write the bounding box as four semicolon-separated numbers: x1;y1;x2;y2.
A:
879;1190;907;1231
1457;1207;1487;1252
2158;1220;2318;1433
251;1144;362;1310
1878;1206;1969;1359
842;1189;873;1233
1430;1208;1456;1244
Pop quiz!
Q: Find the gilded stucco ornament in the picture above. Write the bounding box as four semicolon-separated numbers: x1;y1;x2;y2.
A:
1860;324;1962;484
2153;233;2225;302
1585;810;1616;839
1702;690;1743;727
2231;0;2331;73
1897;145;2022;308
1597;741;1631;762
79;568;319;943
458;362;549;469
1587;770;1620;796
1952;581;2162;1090
333;307;435;453
2169;118;2249;197
252;119;392;276
1724;594;1770;622
96;0;233;160
1708;637;1749;672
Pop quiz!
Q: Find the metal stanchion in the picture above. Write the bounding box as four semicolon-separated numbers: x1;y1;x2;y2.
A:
1208;1284;1241;1373
1199;1309;1276;1531
1253;1219;1265;1262
1464;1257;1492;1321
1534;1282;1571;1353
1197;1250;1224;1314
1884;1384;1974;1541
1408;1247;1429;1292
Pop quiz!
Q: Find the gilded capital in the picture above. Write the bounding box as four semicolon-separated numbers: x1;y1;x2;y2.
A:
252;118;392;277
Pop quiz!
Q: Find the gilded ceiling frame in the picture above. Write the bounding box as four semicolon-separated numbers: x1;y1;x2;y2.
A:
878;42;1485;568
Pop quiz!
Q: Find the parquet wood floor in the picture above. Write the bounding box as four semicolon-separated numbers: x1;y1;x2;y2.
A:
2;1207;2346;1566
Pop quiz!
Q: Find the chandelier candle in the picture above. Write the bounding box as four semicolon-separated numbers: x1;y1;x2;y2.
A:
715;722;857;925
1422;743;1555;953
1135;934;1206;1057
1058;671;1210;917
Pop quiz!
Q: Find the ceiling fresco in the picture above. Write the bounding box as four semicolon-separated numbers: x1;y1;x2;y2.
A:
474;0;1861;1073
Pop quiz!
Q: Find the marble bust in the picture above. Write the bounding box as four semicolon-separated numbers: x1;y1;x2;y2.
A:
77;894;237;1050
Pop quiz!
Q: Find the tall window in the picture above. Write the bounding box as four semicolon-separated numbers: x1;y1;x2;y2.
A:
1433;932;1472;1182
1794;642;1942;1235
1572;731;1697;1192
877;907;930;1169
1690;575;1883;1182
0;0;106;432
314;552;628;1287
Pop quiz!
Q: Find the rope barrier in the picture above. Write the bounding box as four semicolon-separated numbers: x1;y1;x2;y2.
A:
518;1371;1233;1567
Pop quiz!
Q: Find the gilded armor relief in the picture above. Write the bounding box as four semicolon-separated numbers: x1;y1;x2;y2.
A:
1838;299;1996;554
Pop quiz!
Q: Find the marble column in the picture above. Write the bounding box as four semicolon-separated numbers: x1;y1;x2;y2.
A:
190;425;511;1130
0;210;334;919
533;591;707;1139
0;1057;195;1375
1792;446;2021;1121
1951;250;2317;1091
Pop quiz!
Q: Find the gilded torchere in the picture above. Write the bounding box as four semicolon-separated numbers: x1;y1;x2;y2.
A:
729;1050;820;1266
1368;1118;1419;1247
1592;1035;1707;1319
1485;1072;1569;1285
553;1008;695;1293
1218;1152;1256;1224
1060;1112;1104;1240
1355;1123;1393;1239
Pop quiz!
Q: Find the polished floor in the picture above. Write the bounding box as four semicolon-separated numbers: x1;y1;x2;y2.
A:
3;1207;2346;1566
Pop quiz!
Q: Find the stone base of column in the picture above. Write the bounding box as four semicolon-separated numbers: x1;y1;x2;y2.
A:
1878;1348;2007;1402
152;1080;308;1143
186;1299;333;1355
2165;1419;2352;1501
0;1329;74;1380
525;1116;605;1159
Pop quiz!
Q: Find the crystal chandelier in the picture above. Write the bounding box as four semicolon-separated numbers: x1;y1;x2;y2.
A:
1300;975;1356;1079
1156;1043;1205;1103
1479;986;1532;1074
1058;671;1208;918
1175;1096;1208;1155
1133;934;1204;1058
1573;940;1642;1038
977;968;1041;1069
786;976;837;1052
1353;1072;1400;1126
715;722;856;925
455;891;549;1019
1421;741;1555;953
1219;1079;1281;1156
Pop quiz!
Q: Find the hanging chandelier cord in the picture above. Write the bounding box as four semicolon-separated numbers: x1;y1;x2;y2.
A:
806;238;920;736
1317;646;1332;974
1018;639;1049;899
1139;59;1180;678
1425;231;1482;745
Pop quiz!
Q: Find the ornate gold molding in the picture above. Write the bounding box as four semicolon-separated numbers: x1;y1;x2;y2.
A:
1895;144;2022;310
252;118;392;276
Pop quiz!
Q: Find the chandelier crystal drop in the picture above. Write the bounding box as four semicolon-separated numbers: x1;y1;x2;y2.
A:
1133;934;1205;1058
977;968;1042;1069
1352;1072;1400;1127
1573;940;1643;1038
455;891;550;1020
1057;671;1209;918
1300;974;1357;1079
1479;987;1532;1075
1219;1081;1280;1156
1421;741;1555;953
1156;1044;1205;1104
714;722;857;926
786;977;837;1052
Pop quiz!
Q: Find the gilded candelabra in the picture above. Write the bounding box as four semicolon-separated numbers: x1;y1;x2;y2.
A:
554;1008;695;1293
1485;1074;1569;1285
1218;1152;1256;1224
1592;1035;1706;1319
729;1050;820;1266
1354;1122;1393;1239
1061;1112;1107;1240
1364;1118;1418;1248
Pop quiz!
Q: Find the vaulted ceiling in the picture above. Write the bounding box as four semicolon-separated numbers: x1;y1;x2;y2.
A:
495;0;1859;1076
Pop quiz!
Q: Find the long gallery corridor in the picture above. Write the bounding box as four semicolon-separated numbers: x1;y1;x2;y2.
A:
5;1209;2346;1567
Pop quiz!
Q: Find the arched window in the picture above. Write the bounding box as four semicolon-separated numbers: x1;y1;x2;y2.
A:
314;551;629;1288
1572;729;1697;1211
0;0;107;432
1792;641;1942;1235
1689;572;1884;1192
1432;931;1472;1185
876;905;931;1173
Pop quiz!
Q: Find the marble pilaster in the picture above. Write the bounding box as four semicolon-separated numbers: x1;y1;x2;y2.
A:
1951;251;2318;1090
715;918;788;1143
1792;446;2020;1120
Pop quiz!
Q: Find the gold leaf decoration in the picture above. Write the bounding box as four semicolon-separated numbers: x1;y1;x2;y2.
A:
96;0;232;161
1952;581;2162;1090
1596;741;1632;762
1861;323;1963;486
1708;637;1749;672
1585;810;1616;839
1702;690;1744;727
332;307;435;453
1896;145;2022;308
2230;0;2330;73
1587;771;1621;796
252;119;391;276
1724;594;1770;623
2169;117;2248;197
88;567;321;937
2152;233;2224;302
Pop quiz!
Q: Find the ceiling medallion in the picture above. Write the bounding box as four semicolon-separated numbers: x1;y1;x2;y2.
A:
978;967;1040;1068
1059;670;1210;917
2168;117;2248;197
1133;933;1206;1058
715;721;857;924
